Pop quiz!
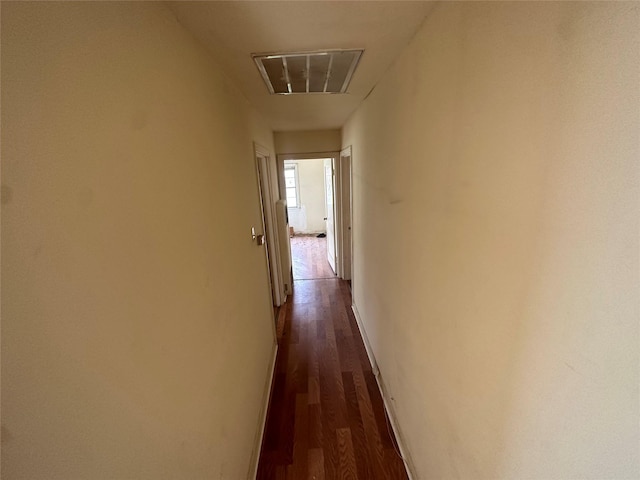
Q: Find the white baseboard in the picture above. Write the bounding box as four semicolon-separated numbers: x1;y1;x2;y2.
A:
248;342;278;480
374;371;417;480
350;303;379;377
351;302;417;480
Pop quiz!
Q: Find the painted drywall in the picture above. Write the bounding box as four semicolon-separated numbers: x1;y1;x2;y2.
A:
274;129;341;154
343;2;639;479
285;159;326;234
1;2;276;479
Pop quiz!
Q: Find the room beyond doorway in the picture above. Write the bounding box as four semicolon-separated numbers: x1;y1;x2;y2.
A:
278;150;351;285
291;235;336;280
283;156;338;281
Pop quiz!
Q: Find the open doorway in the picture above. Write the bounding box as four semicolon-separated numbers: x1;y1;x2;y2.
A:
284;158;337;280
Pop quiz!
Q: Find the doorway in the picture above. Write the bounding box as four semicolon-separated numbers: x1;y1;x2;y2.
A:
283;158;336;281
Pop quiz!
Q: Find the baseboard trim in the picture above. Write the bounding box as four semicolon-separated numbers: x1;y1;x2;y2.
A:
248;341;278;480
350;303;379;377
350;302;417;480
374;371;417;480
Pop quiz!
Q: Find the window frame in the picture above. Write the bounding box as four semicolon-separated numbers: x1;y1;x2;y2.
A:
283;162;301;209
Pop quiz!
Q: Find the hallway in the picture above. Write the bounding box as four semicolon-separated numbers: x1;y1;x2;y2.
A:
257;278;407;479
3;2;638;479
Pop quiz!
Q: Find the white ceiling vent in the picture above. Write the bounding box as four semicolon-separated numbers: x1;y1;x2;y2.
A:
252;50;363;95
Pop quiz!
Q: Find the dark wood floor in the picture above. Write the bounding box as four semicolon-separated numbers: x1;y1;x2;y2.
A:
257;278;408;479
290;236;336;280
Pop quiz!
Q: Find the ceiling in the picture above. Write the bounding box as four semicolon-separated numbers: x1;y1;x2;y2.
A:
169;1;435;131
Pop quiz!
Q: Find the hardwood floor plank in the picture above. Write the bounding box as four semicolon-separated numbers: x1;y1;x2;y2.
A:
342;312;371;371
308;448;325;480
336;334;358;374
308;403;323;448
256;452;276;480
316;306;327;340
319;346;339;479
279;347;297;463
352;369;388;480
322;339;349;428
292;393;309;478
295;322;309;394
342;372;374;480
331;301;351;337
364;371;394;449
336;428;358;480
384;448;409;480
263;372;286;452
308;341;321;405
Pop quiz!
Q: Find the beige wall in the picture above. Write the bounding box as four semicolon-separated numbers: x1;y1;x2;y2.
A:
285;159;326;234
274;129;341;154
1;2;276;479
343;2;639;479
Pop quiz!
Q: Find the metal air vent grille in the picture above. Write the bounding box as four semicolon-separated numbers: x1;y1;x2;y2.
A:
252;50;363;95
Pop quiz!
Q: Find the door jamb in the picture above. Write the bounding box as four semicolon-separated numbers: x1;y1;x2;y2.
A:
255;143;284;306
339;145;353;282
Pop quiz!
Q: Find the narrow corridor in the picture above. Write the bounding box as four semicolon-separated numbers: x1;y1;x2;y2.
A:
257;278;408;479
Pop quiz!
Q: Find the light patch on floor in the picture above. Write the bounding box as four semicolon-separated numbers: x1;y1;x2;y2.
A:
291;235;335;280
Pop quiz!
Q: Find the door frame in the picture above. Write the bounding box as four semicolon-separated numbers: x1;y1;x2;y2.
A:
277;151;353;279
338;146;353;281
323;157;337;274
255;143;285;306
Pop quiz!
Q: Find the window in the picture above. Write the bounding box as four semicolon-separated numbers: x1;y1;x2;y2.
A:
284;164;299;208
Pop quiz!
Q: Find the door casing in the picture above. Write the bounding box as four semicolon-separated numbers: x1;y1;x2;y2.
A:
255;143;285;306
277;151;352;280
339;146;353;282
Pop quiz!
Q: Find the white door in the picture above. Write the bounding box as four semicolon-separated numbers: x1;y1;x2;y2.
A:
324;158;336;273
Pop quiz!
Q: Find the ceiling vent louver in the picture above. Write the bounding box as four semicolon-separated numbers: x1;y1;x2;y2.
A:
252;50;363;95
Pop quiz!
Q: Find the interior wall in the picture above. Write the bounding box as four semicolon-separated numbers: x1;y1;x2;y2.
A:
285;159;326;234
342;2;639;479
1;2;277;479
274;129;341;155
